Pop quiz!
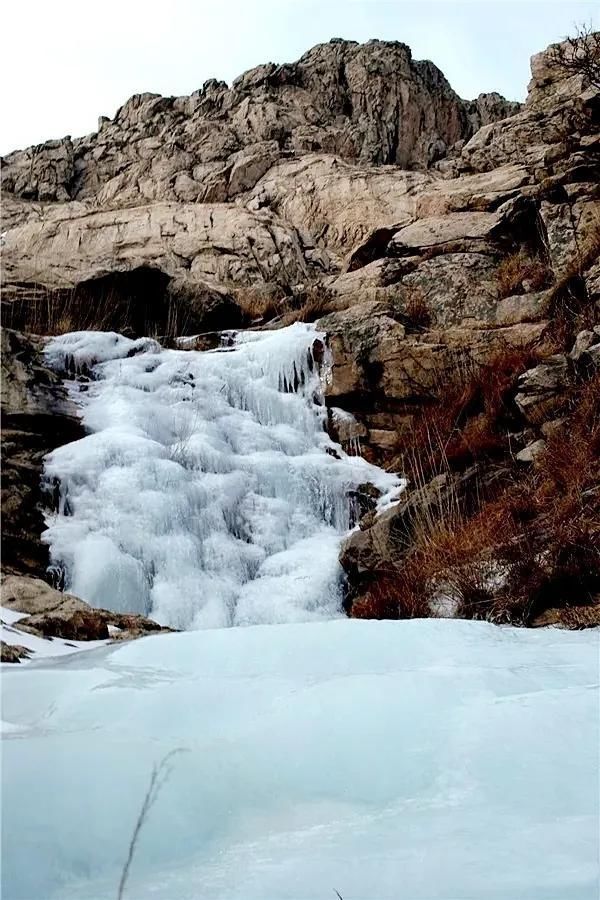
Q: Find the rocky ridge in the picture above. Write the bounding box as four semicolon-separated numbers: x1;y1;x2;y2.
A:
1;39;517;327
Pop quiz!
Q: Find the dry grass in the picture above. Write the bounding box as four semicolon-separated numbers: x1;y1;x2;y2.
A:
234;286;282;324
495;251;550;299
280;289;335;325
1;269;179;338
402;285;431;331
1;284;125;335
233;284;334;327
352;368;600;625
392;345;539;482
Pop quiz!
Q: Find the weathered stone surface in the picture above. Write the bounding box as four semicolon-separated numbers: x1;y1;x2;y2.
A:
1;328;84;576
1;575;171;642
320;301;549;406
1;39;518;209
570;329;598;360
228;141;280;196
516;438;547;464
495;291;551;325
514;355;570;425
388;210;504;251
1;201;314;293
540;196;600;278
1;138;75;202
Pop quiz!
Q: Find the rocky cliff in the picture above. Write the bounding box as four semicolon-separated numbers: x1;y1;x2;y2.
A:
1;35;598;629
1;38;517;327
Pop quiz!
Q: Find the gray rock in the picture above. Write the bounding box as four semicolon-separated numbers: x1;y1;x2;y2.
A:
515;355;569;424
516;439;547;464
570;329;599;361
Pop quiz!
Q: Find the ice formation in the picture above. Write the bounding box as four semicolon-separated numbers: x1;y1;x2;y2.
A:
42;325;402;629
2;619;598;900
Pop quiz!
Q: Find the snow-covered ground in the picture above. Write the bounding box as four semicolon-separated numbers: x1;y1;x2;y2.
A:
42;326;401;630
2;619;598;900
0;606;111;664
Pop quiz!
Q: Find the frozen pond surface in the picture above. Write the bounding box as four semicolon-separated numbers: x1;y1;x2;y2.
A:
2;619;598;900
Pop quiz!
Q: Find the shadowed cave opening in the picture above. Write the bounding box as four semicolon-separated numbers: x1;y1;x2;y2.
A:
1;267;174;338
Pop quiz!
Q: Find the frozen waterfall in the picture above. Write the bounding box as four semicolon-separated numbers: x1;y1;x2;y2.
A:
42;325;401;630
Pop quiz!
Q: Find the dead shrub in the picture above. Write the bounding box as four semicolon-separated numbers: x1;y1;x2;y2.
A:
547;23;600;91
234;286;281;324
495;251;550;299
393;345;539;482
402;286;431;331
280;287;335;326
234;284;334;327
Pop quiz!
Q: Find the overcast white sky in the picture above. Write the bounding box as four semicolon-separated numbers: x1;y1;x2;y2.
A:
1;0;597;155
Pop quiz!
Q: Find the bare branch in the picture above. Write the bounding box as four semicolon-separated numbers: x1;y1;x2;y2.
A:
117;749;187;900
548;23;600;90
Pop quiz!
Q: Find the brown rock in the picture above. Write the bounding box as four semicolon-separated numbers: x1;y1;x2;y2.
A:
2;574;172;643
1;641;32;663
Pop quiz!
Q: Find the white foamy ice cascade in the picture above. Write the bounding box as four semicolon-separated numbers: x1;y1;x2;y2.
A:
42;325;402;630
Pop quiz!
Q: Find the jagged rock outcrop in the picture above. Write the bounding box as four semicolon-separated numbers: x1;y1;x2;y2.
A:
2;39;518;205
1;39;517;332
1;328;84;575
2;38;595;340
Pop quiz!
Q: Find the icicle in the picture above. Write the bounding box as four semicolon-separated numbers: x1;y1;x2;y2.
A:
43;323;402;630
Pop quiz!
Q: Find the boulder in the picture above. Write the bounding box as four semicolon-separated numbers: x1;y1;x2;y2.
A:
516;438;547;464
495;291;551;325
570;329;599;361
228;141;279;196
515;354;569;424
1;641;32;663
387;210;504;252
1;575;171;643
341;467;482;583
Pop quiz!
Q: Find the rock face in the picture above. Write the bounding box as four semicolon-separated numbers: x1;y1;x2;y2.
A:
1;39;518;204
1;39;517;332
1;37;594;338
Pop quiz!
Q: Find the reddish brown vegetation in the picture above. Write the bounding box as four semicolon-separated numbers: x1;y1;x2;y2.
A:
352;361;600;625
393;345;539;482
495;251;550;298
